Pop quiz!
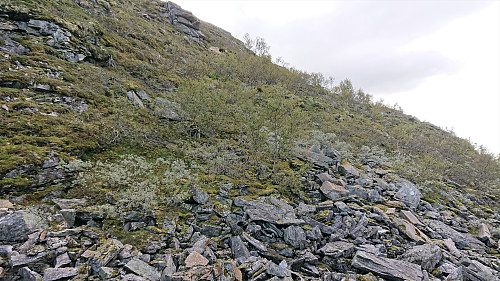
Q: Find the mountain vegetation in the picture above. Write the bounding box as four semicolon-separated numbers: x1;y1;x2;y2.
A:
0;0;499;280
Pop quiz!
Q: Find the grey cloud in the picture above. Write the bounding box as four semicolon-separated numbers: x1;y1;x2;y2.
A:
232;1;489;94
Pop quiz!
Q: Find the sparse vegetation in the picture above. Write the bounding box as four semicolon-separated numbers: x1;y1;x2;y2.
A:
1;0;498;219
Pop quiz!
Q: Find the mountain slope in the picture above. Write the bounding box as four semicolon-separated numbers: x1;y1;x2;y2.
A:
0;1;499;280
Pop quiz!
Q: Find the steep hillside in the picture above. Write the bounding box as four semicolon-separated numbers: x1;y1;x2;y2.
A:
0;1;499;280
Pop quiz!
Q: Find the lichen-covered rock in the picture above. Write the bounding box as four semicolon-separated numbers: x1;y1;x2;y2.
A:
190;187;209;205
0;211;45;242
394;180;421;208
89;239;124;273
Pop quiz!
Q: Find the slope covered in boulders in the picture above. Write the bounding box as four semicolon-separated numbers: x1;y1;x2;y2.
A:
1;149;499;280
1;0;499;280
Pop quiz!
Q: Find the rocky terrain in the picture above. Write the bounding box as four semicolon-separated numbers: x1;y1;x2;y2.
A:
1;145;499;280
1;0;499;280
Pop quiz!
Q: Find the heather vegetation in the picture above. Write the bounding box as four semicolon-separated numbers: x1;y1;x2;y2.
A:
1;1;500;280
1;0;498;216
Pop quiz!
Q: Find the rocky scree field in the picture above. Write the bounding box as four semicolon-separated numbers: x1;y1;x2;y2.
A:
1;0;500;280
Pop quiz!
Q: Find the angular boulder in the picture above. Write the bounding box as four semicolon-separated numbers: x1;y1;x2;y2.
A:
42;267;78;281
124;258;160;281
424;219;484;249
403;243;442;271
184;251;208;268
394;180;421;208
392;217;431;243
19;266;43;281
319;241;355;258
0;211;45;242
352;251;424;281
338;163;360;178
89;239;124;273
230;236;250;261
320;181;349;200
283;225;307;250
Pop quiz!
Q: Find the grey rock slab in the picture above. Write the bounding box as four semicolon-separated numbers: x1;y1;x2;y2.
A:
125;258;160;281
443;238;462;257
19;266;42;281
55;253;71;268
0;211;45;242
230;236;250;261
0;245;13;257
392;217;431;243
48;229;81;237
403;243;442;271
191;187;209;204
319;241;355;258
59;209;75;228
242;232;267;252
136;89;151;102
126;91;144;107
10;252;55;270
51;199;86;210
394;180;421;208
400;210;425;228
89;238;124;273
41;267;78;281
352;251;424;281
235;197;297;224
161;254;176;277
424;219;484;249
297;202;316;216
338;164;360;178
201;224;222;237
184;251;208;268
283;225;307;250
306;147;333;168
344;185;369;200
477;223;491;241
266;261;292;277
465;260;499;281
97;266;117;279
320;181;349;200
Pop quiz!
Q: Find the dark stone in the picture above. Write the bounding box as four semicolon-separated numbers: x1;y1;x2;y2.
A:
42;267;78;281
230;236;250;261
352;251;424;281
283;225;307;250
0;211;45;242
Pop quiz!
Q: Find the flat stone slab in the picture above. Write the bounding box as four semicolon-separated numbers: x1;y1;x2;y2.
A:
352;251;424;281
320;181;349;200
124;258;160;281
42;267;78;281
184;251;208;268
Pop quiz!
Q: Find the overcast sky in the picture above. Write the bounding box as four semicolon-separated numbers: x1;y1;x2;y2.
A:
172;0;500;155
